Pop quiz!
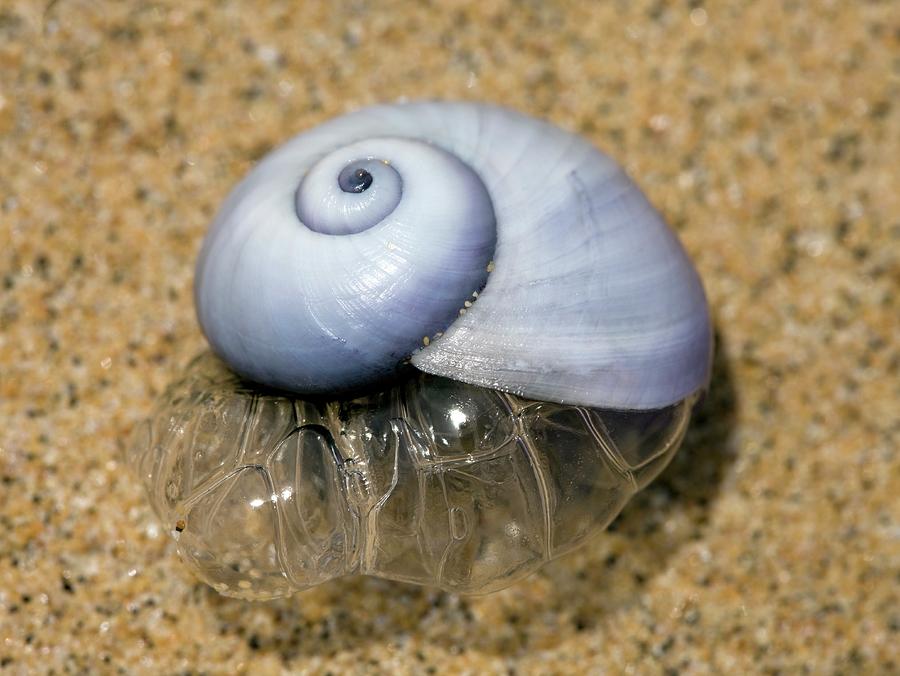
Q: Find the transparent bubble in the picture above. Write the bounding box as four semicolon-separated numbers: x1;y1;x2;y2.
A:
127;353;699;599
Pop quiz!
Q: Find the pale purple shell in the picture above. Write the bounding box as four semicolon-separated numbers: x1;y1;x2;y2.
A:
194;102;711;410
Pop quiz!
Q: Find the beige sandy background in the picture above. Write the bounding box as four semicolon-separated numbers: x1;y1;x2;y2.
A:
1;1;898;673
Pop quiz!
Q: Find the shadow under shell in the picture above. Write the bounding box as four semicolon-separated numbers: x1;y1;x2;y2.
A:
127;352;699;599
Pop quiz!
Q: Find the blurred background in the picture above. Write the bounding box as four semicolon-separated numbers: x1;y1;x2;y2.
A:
0;1;897;673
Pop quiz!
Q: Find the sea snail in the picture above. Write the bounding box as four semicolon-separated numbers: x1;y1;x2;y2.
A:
128;102;712;599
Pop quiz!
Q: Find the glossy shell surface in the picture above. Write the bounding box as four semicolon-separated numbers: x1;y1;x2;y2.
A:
194;102;712;410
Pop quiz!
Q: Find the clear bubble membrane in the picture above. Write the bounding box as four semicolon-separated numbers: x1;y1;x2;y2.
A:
127;352;699;599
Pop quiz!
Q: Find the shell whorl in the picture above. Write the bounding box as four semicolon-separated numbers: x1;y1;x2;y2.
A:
195;102;712;410
196;133;496;395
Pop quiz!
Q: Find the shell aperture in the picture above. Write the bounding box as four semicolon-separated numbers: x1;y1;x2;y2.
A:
194;102;712;410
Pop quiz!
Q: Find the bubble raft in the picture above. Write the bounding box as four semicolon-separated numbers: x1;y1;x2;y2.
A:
127;353;697;599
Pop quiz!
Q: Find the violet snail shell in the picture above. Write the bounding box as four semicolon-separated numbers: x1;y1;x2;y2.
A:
129;102;712;598
194;101;711;410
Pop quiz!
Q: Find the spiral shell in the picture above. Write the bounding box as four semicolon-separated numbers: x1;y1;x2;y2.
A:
129;102;714;598
195;102;711;410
